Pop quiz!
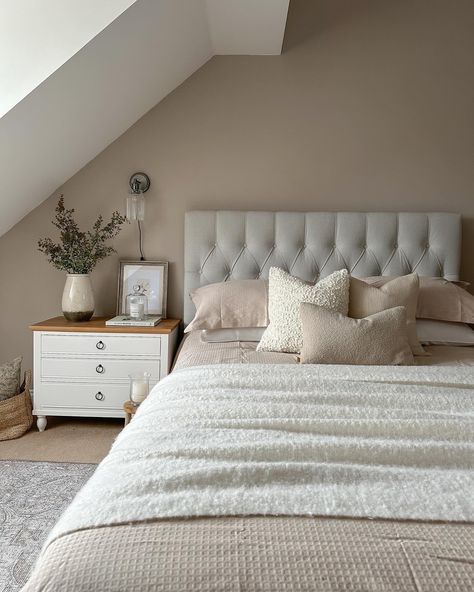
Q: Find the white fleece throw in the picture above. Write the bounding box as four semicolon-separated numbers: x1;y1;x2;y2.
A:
47;364;474;546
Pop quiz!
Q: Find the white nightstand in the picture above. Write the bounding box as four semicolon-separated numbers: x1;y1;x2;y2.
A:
30;317;180;431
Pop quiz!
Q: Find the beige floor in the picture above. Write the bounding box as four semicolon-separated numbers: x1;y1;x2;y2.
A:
0;416;123;463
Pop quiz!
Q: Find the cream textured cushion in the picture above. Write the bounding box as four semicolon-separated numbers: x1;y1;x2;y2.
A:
185;279;268;333
349;273;425;356
300;304;414;366
257;268;349;354
0;356;22;401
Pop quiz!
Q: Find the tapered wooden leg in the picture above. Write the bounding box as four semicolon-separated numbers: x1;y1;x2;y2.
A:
37;416;47;432
124;412;131;426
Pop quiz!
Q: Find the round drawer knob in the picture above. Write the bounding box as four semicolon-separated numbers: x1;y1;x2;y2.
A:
96;364;105;374
95;391;104;401
96;340;105;350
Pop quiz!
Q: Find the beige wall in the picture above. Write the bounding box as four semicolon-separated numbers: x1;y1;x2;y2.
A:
1;0;473;372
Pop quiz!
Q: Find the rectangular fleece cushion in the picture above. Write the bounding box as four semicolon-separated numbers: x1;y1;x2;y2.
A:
300;304;414;366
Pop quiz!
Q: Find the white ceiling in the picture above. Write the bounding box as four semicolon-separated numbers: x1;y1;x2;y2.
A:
206;0;289;55
0;0;289;237
0;0;137;117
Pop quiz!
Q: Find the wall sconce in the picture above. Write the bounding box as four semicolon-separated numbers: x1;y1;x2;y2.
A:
126;172;150;260
127;172;150;221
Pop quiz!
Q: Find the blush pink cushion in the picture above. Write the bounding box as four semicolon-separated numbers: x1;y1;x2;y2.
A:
185;279;268;333
362;276;474;323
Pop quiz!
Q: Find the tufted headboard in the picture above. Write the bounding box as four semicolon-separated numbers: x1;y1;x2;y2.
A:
184;211;461;325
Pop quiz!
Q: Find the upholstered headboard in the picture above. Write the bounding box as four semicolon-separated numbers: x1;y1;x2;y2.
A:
184;211;461;325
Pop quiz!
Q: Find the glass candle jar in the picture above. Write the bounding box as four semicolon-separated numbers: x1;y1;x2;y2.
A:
126;285;148;321
129;372;151;406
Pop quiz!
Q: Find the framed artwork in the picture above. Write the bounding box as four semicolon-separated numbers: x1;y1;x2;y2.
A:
117;261;168;318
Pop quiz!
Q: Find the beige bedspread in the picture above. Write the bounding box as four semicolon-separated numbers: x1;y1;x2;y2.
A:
173;329;474;369
24;517;474;591
23;334;474;592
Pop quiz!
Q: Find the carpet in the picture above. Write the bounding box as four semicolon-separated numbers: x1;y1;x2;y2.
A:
0;460;96;592
0;417;122;463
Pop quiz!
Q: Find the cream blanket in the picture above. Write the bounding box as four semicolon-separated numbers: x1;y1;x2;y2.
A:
46;364;474;546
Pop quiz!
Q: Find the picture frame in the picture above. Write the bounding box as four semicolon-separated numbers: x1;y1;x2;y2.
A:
117;260;168;318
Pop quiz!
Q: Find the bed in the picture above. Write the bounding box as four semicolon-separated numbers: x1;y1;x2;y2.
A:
23;211;474;592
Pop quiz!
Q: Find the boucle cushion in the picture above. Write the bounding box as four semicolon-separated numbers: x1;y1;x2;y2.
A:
349;273;425;356
257;268;349;354
300;304;414;366
185;279;268;332
0;356;22;401
363;276;474;323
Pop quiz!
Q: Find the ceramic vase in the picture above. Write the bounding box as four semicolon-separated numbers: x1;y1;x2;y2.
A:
62;274;94;322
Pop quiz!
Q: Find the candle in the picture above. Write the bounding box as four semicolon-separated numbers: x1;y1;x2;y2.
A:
131;380;148;403
129;302;145;319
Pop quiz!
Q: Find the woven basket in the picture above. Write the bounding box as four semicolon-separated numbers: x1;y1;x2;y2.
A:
0;370;33;441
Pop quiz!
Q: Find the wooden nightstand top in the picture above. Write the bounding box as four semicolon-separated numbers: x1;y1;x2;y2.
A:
30;316;181;334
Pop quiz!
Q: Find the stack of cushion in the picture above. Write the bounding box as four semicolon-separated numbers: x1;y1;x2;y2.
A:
186;269;474;366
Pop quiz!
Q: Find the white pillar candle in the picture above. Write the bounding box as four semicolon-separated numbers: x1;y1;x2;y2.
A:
131;380;148;403
130;302;145;319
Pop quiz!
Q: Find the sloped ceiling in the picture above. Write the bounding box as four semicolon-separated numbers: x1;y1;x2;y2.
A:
0;0;289;237
0;0;138;118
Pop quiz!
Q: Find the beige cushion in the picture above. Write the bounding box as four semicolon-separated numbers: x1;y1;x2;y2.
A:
362;276;474;323
185;279;268;333
300;304;414;366
257;267;349;354
0;356;22;401
349;273;425;356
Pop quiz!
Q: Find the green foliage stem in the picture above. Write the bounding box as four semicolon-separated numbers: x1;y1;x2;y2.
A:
38;196;126;274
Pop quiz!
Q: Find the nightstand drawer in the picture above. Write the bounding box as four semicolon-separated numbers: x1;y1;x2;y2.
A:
35;382;156;410
41;358;160;381
41;334;161;357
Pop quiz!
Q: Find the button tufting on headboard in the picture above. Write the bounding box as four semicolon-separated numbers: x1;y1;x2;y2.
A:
184;211;461;325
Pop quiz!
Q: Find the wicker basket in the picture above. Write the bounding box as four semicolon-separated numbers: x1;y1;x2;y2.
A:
0;370;33;441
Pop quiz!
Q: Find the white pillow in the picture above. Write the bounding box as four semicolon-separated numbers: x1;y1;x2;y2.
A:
257;267;349;353
201;327;265;343
416;320;474;346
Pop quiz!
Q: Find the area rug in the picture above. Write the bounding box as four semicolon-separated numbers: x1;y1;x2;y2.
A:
0;460;96;592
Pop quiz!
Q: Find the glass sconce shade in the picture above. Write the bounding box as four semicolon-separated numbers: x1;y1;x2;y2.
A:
126;192;145;221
